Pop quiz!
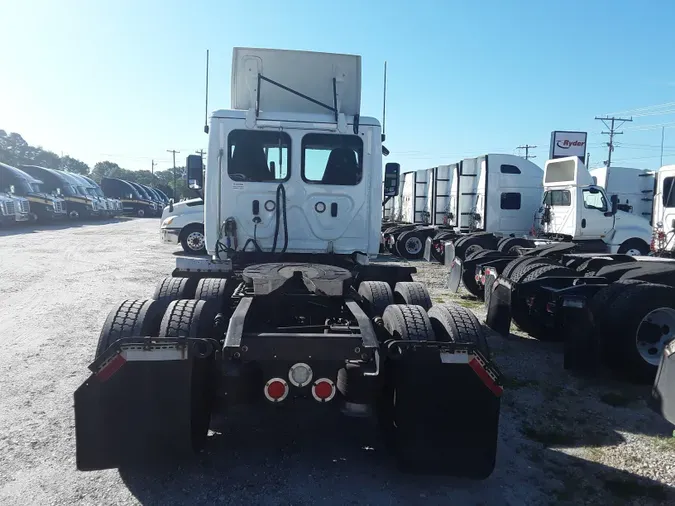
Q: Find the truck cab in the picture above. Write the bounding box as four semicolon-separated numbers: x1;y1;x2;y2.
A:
128;181;158;216
101;178;154;217
80;174;122;216
193;47;386;261
160;197;205;254
0;162;67;221
539;156;651;255
68;172;109;217
20;165;98;219
0;193;16;226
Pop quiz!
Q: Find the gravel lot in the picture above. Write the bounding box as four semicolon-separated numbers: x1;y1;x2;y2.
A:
0;218;673;505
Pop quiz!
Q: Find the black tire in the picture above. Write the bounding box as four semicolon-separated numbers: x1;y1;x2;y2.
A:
603;282;675;383
396;230;426;259
382;304;435;341
509;258;556;283
195;277;229;301
96;299;166;358
521;264;575;283
358;281;395;317
617;238;650;256
394;282;432;310
454;234;498;262
501;256;538;279
428;303;489;356
159;299;219;339
497;237;533;254
180;224;206;255
153;276;199;303
137;208;145;218
620;263;675;286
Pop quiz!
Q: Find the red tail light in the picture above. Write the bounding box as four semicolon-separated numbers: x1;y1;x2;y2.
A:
264;378;289;402
312;378;336;402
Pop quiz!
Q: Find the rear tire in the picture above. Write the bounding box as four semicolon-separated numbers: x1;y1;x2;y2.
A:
394;282;432;310
96;299;166;358
428;303;489;356
358;281;395;317
153;276;199;303
396;230;426;259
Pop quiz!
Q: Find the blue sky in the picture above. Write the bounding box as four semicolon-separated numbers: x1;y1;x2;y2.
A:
2;0;675;173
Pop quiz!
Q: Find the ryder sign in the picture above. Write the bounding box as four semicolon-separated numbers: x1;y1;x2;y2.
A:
549;131;588;161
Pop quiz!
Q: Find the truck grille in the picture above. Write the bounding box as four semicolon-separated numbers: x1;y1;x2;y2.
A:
20;200;29;213
5;201;15;216
54;201;65;213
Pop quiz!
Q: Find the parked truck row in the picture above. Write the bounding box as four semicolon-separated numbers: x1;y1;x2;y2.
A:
0;162;172;225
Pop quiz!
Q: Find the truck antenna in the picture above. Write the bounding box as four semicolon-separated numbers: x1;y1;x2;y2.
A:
204;49;210;134
381;61;387;142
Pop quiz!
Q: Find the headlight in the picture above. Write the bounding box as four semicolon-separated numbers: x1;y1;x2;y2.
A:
161;216;175;227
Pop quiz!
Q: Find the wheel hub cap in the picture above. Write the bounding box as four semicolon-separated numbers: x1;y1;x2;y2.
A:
636;307;675;365
405;237;422;254
187;232;204;250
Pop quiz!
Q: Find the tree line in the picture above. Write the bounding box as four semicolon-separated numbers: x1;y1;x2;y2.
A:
0;129;189;199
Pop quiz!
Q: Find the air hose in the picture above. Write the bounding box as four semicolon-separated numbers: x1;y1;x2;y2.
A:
271;183;288;254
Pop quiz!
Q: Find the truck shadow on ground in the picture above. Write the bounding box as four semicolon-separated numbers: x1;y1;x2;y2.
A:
0;217;155;237
119;405;675;505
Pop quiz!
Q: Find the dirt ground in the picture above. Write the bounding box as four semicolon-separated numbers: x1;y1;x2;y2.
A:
0;218;673;506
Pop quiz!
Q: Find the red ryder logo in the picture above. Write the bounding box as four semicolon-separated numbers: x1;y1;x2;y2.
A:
556;140;586;149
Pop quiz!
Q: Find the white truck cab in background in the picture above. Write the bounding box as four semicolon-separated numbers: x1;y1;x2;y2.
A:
590;166;655;222
538;156;652;255
160;198;205;254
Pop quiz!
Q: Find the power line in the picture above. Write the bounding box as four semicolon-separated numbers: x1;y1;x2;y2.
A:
516;144;537;160
607;101;675;117
595;116;633;168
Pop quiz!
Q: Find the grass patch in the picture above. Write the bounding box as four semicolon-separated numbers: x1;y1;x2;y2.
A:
652;434;675;452
521;425;578;447
449;296;484;311
602;477;668;501
599;392;634;408
432;297;445;304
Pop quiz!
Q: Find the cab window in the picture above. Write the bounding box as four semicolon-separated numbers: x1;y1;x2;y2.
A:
543;190;571;206
228;130;290;182
301;134;363;185
582;188;608;212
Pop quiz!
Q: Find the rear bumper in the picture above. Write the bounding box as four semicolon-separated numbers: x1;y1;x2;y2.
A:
161;228;181;244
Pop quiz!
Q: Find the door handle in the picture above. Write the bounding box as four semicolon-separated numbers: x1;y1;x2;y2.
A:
581;218;586;228
331;203;338;217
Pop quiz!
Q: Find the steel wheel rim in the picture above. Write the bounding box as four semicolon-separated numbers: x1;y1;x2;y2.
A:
636;307;675;365
405;237;422;255
625;248;642;257
187;231;205;251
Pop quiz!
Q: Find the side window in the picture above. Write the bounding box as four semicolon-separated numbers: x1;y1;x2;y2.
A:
500;164;521;174
544;190;571;206
663;177;675;207
583;189;608;212
228;130;290;182
302;134;363;185
500;192;521;210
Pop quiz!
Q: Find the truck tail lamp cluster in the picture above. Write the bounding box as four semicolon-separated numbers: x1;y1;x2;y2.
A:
263;364;336;403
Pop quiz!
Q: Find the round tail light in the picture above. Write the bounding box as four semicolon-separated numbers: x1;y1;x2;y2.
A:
264;378;289;402
312;378;336;402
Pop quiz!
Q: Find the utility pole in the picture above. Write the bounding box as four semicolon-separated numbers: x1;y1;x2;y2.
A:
195;149;206;159
517;144;537;160
167;149;180;199
661;126;666;167
151;159;156;176
594;116;632;168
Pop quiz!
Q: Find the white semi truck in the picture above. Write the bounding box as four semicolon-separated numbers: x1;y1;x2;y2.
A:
160;197;206;254
74;47;503;478
384;155;543;260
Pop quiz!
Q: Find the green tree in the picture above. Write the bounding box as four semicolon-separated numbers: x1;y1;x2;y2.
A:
60;155;90;175
91;161;124;182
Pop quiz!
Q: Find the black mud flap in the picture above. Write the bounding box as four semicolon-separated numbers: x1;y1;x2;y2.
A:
558;296;598;373
486;278;512;336
386;342;501;479
446;257;462;292
423;236;433;262
74;339;213;471
652;340;675;425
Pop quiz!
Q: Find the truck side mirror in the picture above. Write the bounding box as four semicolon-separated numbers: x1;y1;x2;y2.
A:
383;163;400;197
609;194;619;216
186;154;204;190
